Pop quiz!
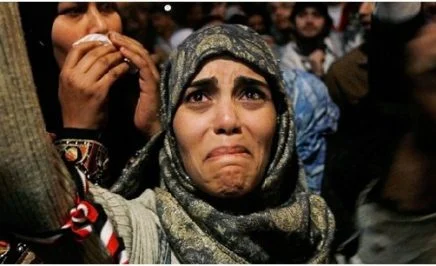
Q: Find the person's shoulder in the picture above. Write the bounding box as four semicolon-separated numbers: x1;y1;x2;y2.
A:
326;44;367;82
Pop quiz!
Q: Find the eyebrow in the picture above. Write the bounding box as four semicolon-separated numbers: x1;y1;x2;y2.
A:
189;77;218;88
234;76;269;89
188;76;269;90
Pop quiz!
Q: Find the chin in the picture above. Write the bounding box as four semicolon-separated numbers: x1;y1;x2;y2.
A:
211;171;257;198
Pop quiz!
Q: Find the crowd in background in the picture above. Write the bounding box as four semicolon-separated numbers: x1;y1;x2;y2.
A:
0;1;435;264
118;2;366;74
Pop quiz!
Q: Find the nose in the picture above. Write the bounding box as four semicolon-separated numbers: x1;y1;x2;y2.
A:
87;5;109;34
213;100;242;135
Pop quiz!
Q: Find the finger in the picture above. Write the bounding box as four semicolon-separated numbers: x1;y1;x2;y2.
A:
63;41;106;70
109;32;159;82
108;32;159;78
97;62;130;91
120;46;159;82
108;31;143;52
86;50;125;80
109;32;152;65
75;44;118;73
119;46;150;75
144;51;160;82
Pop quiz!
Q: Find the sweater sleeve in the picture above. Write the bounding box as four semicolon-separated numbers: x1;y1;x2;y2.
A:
90;185;163;264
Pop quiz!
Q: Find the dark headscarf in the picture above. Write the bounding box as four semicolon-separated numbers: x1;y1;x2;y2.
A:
19;3;60;132
113;24;334;263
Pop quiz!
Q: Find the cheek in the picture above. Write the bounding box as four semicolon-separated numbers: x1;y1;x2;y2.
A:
314;19;325;29
52;20;83;67
52;20;77;53
246;107;277;156
51;18;86;68
172;109;209;164
108;14;123;33
295;19;305;29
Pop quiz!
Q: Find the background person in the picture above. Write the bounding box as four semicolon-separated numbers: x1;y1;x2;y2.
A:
19;2;161;186
280;3;341;78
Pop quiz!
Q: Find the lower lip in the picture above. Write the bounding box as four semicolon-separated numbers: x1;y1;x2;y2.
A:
206;153;250;161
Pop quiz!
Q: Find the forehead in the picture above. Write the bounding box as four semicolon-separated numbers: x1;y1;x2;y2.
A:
297;7;321;15
192;58;266;82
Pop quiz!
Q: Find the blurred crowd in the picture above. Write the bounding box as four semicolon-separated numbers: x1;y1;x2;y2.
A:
118;2;368;76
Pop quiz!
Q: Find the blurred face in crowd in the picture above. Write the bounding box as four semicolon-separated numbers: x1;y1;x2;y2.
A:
52;2;122;67
187;3;204;28
151;12;173;35
294;7;326;38
173;58;277;198
358;2;375;31
269;2;294;30
248;14;266;34
210;3;227;20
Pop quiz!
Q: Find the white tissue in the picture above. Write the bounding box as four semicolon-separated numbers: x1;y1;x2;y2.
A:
73;33;112;46
72;34;138;74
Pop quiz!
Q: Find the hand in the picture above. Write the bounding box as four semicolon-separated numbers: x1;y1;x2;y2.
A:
308;49;325;77
59;41;129;129
109;32;161;138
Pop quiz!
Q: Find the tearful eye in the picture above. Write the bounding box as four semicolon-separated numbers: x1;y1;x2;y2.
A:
185;90;209;103
58;4;86;17
240;87;266;101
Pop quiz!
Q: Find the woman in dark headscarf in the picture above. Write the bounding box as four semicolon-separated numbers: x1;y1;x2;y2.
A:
19;3;160;186
0;23;334;263
0;3;160;263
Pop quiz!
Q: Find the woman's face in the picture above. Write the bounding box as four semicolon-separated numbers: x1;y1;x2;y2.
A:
51;2;122;67
173;58;277;198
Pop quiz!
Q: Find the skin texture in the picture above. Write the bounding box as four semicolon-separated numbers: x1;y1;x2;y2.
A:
269;2;294;31
248;14;266;34
173;58;277;198
295;7;326;39
359;2;375;31
52;2;160;136
308;49;325;77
